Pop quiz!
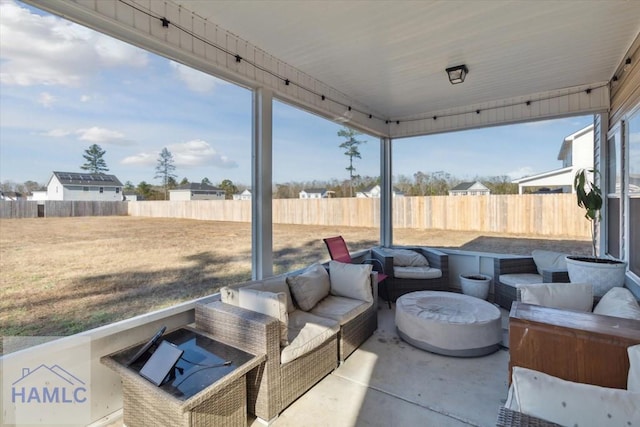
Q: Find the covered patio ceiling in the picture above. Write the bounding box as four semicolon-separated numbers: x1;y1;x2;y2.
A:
27;0;640;139
177;0;638;122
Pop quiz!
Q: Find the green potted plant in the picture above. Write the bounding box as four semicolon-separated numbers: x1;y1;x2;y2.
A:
565;168;626;296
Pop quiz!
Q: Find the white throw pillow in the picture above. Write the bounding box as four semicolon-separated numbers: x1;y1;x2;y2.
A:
286;263;331;311
238;288;289;347
387;248;429;267
245;275;296;313
628;345;640;393
510;367;640;426
329;261;373;302
518;282;593;312
593;287;640;320
531;250;567;275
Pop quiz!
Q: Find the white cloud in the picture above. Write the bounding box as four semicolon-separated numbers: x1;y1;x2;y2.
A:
0;0;148;87
506;166;535;180
76;127;129;145
170;61;225;93
40;125;131;145
169;139;238;168
37;92;55;108
121;152;155;166
80;95;91;102
121;140;238;169
42;128;72;137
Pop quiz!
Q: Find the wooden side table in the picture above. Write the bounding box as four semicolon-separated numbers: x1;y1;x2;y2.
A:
102;327;265;427
508;302;640;389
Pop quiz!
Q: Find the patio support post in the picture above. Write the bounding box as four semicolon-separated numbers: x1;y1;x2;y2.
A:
596;111;610;258
252;87;274;279
380;137;393;247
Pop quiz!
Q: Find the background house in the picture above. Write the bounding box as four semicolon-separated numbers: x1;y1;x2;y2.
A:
233;189;252;200
123;192;140;201
356;185;404;198
29;188;48;201
299;188;335;199
169;183;225;201
512;124;594;194
449;181;491;196
45;171;123;201
0;191;24;201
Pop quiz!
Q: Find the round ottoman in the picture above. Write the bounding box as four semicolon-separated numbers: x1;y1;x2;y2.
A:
395;291;502;357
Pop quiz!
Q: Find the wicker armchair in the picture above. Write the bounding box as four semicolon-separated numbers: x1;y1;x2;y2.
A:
195;301;338;424
370;246;449;302
493;256;569;309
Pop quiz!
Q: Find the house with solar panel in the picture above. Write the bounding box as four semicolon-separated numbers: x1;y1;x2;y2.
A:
46;172;124;201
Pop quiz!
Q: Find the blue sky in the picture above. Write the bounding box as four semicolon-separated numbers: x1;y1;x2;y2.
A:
0;0;593;188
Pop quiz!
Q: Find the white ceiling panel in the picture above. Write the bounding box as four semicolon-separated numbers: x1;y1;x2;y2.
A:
176;0;640;120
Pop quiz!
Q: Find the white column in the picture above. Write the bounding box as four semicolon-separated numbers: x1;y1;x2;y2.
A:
380;137;393;247
252;88;273;279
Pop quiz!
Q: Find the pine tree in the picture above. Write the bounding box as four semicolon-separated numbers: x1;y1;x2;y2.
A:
80;144;109;173
154;147;177;200
338;127;365;197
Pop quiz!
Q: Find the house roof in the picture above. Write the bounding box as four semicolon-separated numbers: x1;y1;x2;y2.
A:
512;167;574;185
52;171;123;187
301;188;329;194
173;183;223;191
37;1;640;139
450;181;488;191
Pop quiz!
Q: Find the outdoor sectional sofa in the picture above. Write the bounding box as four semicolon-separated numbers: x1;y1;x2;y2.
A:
195;261;378;424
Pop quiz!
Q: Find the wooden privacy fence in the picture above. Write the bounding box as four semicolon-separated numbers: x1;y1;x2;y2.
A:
0;201;128;218
127;194;590;238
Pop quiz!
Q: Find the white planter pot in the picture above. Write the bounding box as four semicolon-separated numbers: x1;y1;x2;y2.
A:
460;274;492;300
565;256;627;297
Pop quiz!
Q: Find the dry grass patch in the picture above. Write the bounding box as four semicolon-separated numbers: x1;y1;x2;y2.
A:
0;216;590;339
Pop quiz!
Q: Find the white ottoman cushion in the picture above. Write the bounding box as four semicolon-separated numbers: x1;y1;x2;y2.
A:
395;291;502;357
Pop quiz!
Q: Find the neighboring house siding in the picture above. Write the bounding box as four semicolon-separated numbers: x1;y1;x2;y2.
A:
170;190;193;201
169;184;225;201
512;125;594;194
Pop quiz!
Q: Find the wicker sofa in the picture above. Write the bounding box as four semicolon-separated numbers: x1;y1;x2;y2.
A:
195;262;378;424
370;246;449;302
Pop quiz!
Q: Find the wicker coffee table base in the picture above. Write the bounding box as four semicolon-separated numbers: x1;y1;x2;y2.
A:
122;375;246;427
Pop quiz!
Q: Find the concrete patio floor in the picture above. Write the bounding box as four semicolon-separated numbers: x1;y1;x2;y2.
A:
250;302;511;427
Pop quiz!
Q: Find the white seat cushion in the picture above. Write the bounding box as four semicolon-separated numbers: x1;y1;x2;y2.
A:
281;310;339;364
593;287;640;320
394;266;442;280
531;250;567;275
384;248;430;267
499;273;543;287
310;295;370;325
518;282;594;312
506;367;640;427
